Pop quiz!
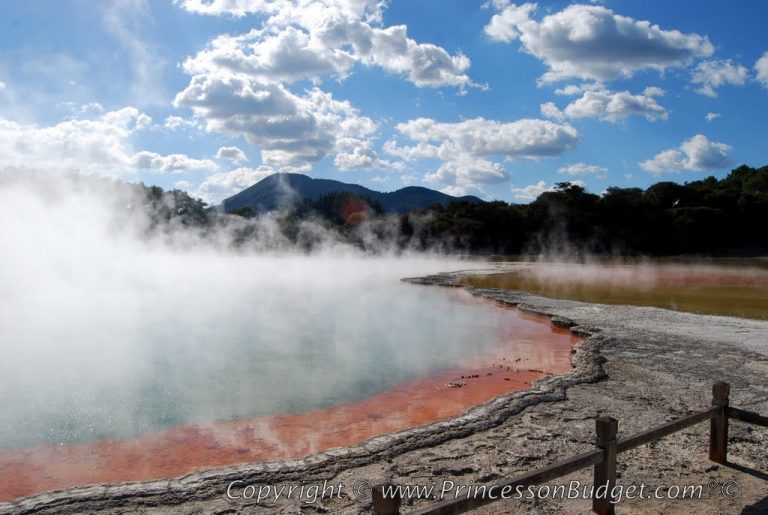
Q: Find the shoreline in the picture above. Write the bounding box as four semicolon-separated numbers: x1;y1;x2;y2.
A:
3;271;768;514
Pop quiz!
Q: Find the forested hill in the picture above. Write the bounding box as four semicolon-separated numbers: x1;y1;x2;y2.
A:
222;173;482;213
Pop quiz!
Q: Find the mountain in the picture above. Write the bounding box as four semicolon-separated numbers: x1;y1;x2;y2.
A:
222;173;483;213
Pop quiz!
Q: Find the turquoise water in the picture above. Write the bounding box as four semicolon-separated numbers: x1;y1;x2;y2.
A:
1;258;533;449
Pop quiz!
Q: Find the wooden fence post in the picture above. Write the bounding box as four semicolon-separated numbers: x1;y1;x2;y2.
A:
593;416;618;515
709;382;730;464
372;484;401;515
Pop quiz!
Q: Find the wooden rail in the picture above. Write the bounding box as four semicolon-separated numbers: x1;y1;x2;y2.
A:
371;382;766;515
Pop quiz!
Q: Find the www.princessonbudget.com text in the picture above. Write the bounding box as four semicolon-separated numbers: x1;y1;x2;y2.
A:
226;478;740;505
379;479;740;504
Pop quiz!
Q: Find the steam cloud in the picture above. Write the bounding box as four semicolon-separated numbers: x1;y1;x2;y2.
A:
0;169;506;448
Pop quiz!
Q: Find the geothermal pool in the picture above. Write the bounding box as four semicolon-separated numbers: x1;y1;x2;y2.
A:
0;262;577;501
462;260;768;319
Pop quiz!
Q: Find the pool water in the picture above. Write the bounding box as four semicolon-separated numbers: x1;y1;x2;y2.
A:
0;276;576;501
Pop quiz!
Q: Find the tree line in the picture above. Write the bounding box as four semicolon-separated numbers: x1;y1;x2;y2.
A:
144;164;768;256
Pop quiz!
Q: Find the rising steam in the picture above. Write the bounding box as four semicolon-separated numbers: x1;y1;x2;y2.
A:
0;169;506;448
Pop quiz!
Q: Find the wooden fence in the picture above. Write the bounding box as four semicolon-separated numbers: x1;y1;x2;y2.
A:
371;382;768;515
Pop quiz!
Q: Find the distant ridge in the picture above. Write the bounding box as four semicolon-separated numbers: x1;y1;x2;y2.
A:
222;173;483;213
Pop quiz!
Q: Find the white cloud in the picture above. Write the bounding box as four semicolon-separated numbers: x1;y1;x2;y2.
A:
483;2;537;44
172;0;479;177
540;101;565;121
173;0;280;17
558;163;608;176
511;180;551;201
195;165;280;203
640;134;732;174
178;1;472;89
385;116;579;193
541;87;668;123
643;86;666;97
174;75;378;168
333;137;400;171
0;108;144;172
175;0;386;22
705;112;721;122
390;117;580;160
130;151;216;173
216;145;249;163
554;84;585;96
164;115;201;131
691;59;749;97
0;108;213;175
755;51;768;89
424;157;508;196
484;3;713;83
553;83;605;96
174;180;192;191
511;179;586;202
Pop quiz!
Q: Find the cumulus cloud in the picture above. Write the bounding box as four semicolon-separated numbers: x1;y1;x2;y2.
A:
177;0;471;89
171;0;479;174
390;117;580;160
195;165;280;203
333;137;400;171
755;51;768;89
174;180;192;191
164;115;201;131
511;179;586;202
385;117;579;194
540;101;565;121
511;180;551;201
175;0;386;23
0;108;214;175
705;112;721;122
182;21;472;90
643;86;666;97
174;75;379;168
554;83;596;96
484;2;713;83
216;145;249;163
424;158;508;196
640;134;732;174
691;59;749;97
558;163;608;176
130;151;217;173
541;87;668;123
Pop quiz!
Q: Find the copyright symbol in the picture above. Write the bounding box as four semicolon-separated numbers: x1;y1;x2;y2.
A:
351;479;373;500
721;480;740;499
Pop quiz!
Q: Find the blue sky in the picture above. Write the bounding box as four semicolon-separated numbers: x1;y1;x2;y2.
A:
1;0;766;204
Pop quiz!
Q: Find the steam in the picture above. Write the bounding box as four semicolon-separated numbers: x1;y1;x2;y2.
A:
0;169;508;449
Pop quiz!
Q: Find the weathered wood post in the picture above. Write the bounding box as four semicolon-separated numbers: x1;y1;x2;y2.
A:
372;484;401;515
593;416;618;515
709;382;730;464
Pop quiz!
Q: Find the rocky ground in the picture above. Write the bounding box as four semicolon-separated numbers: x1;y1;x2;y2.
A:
3;270;768;515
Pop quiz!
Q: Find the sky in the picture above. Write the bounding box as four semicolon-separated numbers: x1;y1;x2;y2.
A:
0;0;767;204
